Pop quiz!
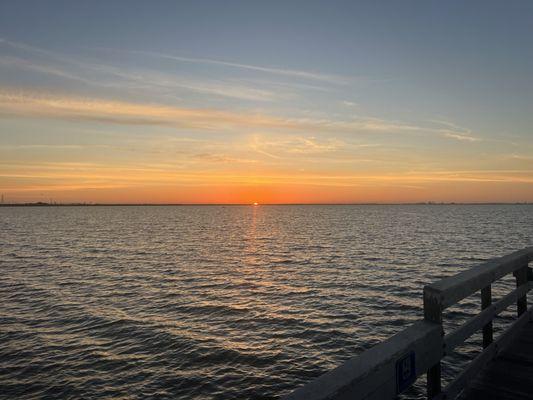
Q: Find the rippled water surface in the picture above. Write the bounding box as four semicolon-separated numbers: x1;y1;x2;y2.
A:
1;205;532;399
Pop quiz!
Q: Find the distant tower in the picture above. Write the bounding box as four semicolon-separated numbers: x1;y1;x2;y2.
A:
1;194;4;204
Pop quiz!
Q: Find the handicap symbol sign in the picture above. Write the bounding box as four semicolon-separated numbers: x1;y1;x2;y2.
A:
396;351;416;394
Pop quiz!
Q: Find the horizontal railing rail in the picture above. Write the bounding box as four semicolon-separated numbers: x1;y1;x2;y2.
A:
442;282;530;354
283;247;533;400
284;321;442;400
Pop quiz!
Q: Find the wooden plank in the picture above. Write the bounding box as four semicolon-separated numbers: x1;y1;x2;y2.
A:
424;248;533;310
444;284;529;354
283;321;443;400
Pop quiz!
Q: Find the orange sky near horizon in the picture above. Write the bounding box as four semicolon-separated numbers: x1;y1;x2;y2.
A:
1;90;532;204
4;179;533;205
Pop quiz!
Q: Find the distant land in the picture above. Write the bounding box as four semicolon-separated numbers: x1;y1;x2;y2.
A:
1;202;532;207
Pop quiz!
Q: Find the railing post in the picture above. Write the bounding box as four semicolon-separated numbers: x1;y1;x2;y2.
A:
424;288;443;399
481;285;493;348
514;265;528;316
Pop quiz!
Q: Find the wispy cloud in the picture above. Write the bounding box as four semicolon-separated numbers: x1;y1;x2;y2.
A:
0;38;56;57
192;153;257;164
249;135;345;158
0;39;478;143
506;154;533;161
0;55;95;84
0;90;295;130
3;162;533;194
0;90;480;143
342;100;359;108
0;39;280;101
0;144;82;149
0;38;358;103
126;49;351;85
428;119;480;142
81;61;279;101
443;133;480;142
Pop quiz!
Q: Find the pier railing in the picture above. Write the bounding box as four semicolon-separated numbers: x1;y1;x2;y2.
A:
283;247;533;400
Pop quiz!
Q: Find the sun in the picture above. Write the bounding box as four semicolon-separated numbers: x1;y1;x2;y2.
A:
253;202;259;206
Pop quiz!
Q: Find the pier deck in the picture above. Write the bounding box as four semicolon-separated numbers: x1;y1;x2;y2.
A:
461;320;533;400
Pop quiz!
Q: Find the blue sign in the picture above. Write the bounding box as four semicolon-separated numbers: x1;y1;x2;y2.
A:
396;351;416;393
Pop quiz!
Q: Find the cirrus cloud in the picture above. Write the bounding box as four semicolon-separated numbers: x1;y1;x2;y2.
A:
0;89;479;142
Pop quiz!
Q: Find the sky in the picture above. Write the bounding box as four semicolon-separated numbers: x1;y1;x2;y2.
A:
1;0;532;204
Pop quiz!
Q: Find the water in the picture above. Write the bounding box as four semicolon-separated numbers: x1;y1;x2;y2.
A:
1;205;532;399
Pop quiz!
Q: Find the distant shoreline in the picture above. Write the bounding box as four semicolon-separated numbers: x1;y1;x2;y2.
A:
1;202;532;207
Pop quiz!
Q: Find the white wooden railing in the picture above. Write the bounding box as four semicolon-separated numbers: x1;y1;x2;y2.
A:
283;247;533;400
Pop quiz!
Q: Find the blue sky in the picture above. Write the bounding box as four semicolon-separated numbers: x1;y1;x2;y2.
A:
1;1;532;203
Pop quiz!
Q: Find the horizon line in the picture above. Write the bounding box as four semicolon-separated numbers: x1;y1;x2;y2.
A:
1;202;533;207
